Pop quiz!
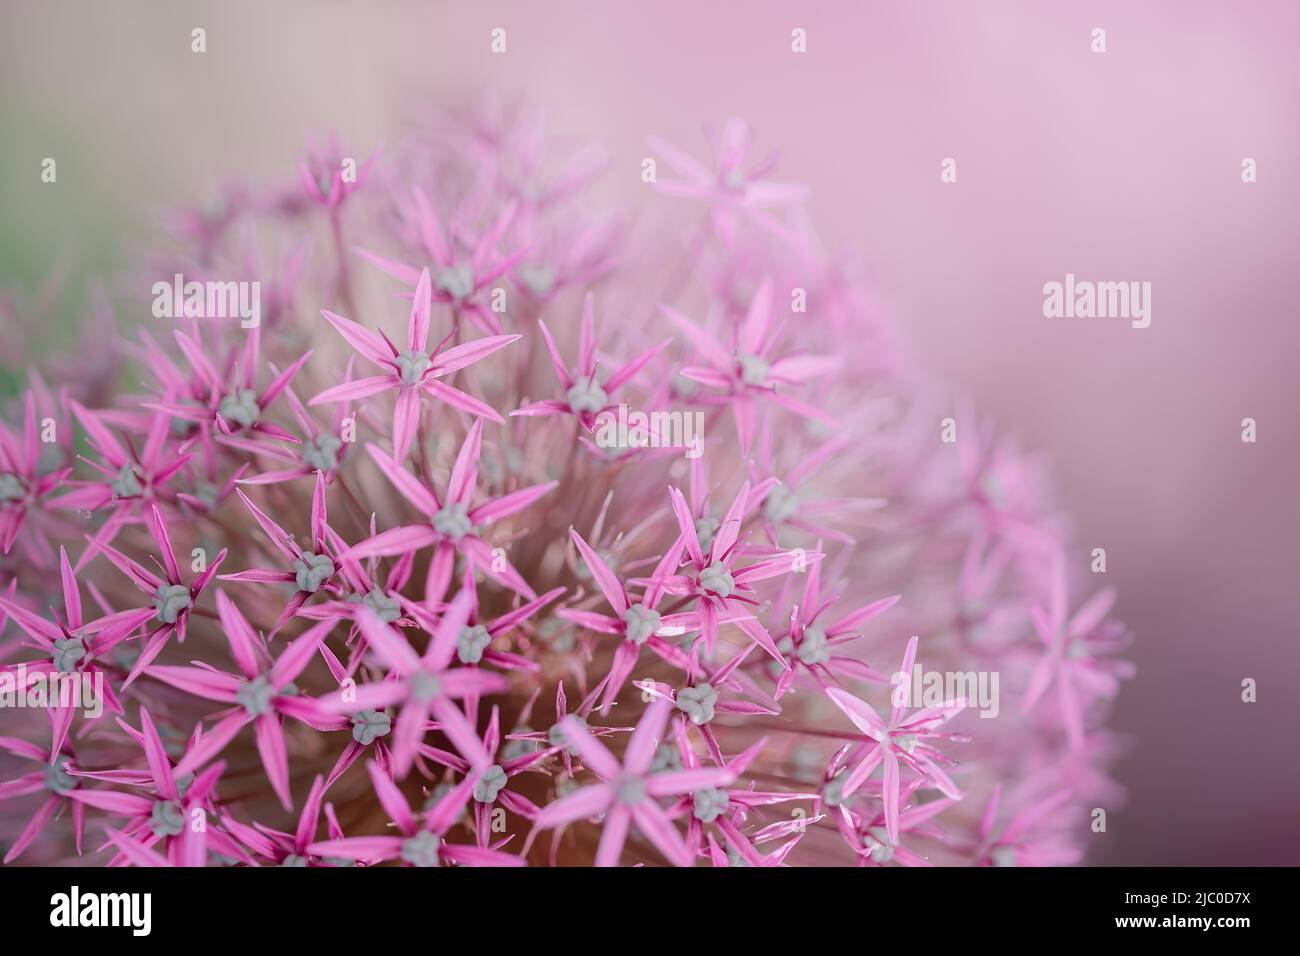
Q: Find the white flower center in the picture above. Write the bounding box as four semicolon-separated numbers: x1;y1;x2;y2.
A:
737;353;769;386
293;551;335;592
400;830;442;867
797;625;830;666
566;376;609;415
699;562;735;599
218;387;261;429
302;434;342;471
457;624;492;664
395;349;432;386
153;583;192;624
472;764;508;804
433;502;472;539
436;265;475;301
676;683;718;725
622;604;662;645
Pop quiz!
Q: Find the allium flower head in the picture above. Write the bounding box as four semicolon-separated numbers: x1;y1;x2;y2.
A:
0;104;1129;869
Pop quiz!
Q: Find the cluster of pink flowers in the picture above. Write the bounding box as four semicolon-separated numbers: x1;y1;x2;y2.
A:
0;104;1132;867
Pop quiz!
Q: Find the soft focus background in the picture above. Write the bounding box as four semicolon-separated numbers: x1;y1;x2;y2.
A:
2;0;1297;865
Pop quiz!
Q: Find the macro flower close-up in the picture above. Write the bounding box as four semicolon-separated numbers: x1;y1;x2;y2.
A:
2;4;1296;929
0;94;1131;870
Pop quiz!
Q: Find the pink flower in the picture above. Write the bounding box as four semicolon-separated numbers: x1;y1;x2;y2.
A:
768;554;898;700
824;636;968;843
340;420;556;605
649;118;808;246
833;777;956;867
356;189;529;335
749;429;886;544
665;736;816;866
293;539;425;675
103;825;208;868
220;474;349;635
656;480;810;666
320;591;507;778
702;818;806;867
144;593;343;810
558;528;696;714
298;135;380;209
97;503;228;684
55;405;196;568
512;293;668;430
0;732;85;863
504;681;632;784
633;644;781;764
969;784;1082;867
67;708;245;866
532;698;736;867
226;367;355;485
509;212;621;304
310;267;516;463
414;567;563;674
944;399;1061;551
0;105;1131;869
307;759;525;867
662;278;839;454
151;330;310;443
1020;553;1135;750
0;547;158;750
221;774;348;866
0;391;71;564
459;706;559;846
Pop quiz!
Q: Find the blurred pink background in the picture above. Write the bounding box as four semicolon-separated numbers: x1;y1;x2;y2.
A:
3;0;1298;864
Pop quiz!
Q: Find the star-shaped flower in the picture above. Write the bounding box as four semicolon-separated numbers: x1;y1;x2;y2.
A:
320;590;507;779
512;293;668;431
662;278;839;453
0;547;158;750
460;705;561;847
144;593;343;810
226;365;355;485
67;709;245;866
307;760;525;867
341;420;555;606
532;698;736;867
0;390;72;565
558;528;697;714
310;268;517;463
150;329;310;443
649;118;809;247
356;189;529;335
221;774;350;867
656;481;810;666
413;567;563;674
0;732;86;863
56;405;197;569
1020;553;1133;749
97;503;228;685
220;474;349;636
968;784;1081;867
767;554;898;700
832;777;956;867
298;135;380;209
824;636;968;843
